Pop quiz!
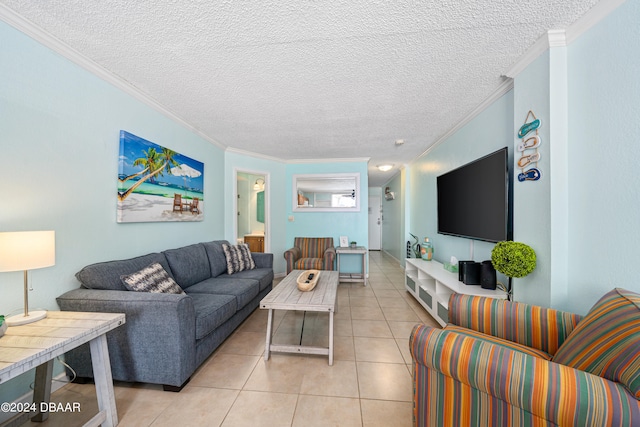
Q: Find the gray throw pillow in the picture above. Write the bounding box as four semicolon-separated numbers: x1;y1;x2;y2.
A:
222;243;256;274
121;262;184;294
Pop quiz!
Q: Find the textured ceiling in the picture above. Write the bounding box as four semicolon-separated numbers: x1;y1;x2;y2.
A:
2;1;600;185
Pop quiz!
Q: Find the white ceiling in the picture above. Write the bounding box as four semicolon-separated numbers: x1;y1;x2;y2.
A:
2;1;600;186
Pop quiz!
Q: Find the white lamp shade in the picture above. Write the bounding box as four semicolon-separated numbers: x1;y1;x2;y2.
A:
0;231;56;272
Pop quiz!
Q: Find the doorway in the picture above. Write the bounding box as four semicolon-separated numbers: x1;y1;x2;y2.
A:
235;170;269;252
368;195;381;250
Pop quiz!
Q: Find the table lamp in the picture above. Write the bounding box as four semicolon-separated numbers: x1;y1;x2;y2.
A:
0;231;55;326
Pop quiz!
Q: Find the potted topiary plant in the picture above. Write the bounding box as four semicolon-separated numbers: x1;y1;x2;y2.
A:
491;241;536;301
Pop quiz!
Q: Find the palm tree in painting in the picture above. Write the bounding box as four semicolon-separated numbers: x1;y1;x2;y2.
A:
118;147;180;201
118;147;160;182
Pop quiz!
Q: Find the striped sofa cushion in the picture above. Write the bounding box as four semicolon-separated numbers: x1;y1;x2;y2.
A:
448;293;582;355
444;325;552;360
120;262;184;294
552;288;640;400
294;258;324;271
294;237;334;258
222;243;256;274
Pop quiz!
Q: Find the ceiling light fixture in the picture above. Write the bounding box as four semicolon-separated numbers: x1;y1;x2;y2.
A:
253;178;265;190
377;164;393;172
394;139;405;146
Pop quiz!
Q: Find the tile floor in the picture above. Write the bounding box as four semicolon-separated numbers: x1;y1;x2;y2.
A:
21;251;440;427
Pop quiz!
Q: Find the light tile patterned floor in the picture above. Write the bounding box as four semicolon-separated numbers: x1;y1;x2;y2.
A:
21;251;440;427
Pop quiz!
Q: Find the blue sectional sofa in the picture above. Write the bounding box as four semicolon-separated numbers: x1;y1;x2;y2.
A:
56;240;273;391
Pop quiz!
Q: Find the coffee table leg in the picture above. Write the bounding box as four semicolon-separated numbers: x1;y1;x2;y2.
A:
328;310;334;366
31;360;53;422
90;334;118;427
264;309;274;361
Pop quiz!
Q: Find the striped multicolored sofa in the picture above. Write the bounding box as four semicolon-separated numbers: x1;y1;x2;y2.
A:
410;288;640;426
283;237;336;274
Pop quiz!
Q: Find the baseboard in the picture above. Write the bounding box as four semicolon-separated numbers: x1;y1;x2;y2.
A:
381;249;403;268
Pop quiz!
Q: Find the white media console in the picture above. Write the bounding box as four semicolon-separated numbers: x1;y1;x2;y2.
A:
405;258;507;327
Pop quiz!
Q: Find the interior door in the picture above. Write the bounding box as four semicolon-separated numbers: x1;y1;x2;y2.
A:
235;170;269;252
368;196;381;250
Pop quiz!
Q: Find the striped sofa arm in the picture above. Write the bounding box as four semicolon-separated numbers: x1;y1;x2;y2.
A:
448;293;582;355
410;325;640;426
283;247;301;274
323;246;336;271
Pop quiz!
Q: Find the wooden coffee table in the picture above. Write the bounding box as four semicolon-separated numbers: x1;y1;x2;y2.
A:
260;270;339;365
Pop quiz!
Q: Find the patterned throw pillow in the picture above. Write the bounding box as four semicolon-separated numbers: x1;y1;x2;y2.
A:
552;288;640;399
120;262;184;294
222;243;256;274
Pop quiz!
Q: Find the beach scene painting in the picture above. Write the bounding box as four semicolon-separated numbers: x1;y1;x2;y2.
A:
117;130;204;223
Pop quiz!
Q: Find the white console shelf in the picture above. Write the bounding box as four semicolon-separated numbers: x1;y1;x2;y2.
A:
405;258;506;327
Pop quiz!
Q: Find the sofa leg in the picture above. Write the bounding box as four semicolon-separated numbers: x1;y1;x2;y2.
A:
163;377;190;392
72;376;93;385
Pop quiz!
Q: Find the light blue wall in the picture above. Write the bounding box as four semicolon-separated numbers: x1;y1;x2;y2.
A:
224;152;287;274
512;53;553;307
513;0;640;313
0;21;226;404
285;162;369;273
564;0;640;313
408;91;514;270
381;171;405;263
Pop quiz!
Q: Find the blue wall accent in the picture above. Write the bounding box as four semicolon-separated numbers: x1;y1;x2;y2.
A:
564;0;640;313
512;52;552;307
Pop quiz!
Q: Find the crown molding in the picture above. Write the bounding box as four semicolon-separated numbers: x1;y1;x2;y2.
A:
504;30;565;78
413;78;514;162
547;29;567;48
288;157;371;164
226;147;370;165
225;147;285;163
0;4;226;150
566;0;627;44
504;0;626;78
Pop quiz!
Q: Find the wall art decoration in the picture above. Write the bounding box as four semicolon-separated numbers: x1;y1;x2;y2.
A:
117;130;204;223
517;110;542;182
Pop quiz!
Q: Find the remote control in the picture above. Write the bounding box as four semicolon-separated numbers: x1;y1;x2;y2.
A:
308;273;314;280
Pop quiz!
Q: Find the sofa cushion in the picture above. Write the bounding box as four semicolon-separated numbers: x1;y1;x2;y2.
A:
121;262;184;294
222;243;255;274
229;268;274;292
163;244;211;289
294;258;324;271
552;288;640;399
189;293;237;340
202;240;229;277
444;325;552;360
76;253;174;291
186;277;260;310
295;237;334;258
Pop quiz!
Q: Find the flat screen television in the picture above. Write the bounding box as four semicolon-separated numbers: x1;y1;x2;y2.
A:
437;147;512;243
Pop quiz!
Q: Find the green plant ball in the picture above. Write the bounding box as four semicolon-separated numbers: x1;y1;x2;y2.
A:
491;241;536;278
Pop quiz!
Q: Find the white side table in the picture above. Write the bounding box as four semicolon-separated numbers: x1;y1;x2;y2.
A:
336;246;367;285
0;311;125;427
